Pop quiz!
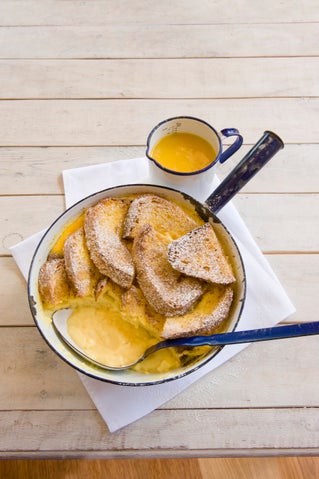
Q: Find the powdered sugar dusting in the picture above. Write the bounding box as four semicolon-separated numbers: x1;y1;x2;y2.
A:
123;194;199;239
84;198;135;289
132;224;205;316
38;257;70;306
64;227;100;297
168;223;235;284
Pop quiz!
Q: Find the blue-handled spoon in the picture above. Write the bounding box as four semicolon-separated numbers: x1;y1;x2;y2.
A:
52;309;319;371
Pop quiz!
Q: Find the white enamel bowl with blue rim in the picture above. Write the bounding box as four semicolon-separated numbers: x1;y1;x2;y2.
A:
28;184;245;386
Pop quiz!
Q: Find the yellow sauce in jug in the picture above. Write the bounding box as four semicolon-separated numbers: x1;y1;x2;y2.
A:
150;132;216;173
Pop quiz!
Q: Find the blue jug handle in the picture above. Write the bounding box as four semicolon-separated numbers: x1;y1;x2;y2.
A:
219;128;243;164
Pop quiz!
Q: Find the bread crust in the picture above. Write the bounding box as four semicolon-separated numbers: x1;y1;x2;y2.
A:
84;198;135;289
123;194;200;239
132;224;205;316
161;285;233;339
64;227;100;297
38;257;70;306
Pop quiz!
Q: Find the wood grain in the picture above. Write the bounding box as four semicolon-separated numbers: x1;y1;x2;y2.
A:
1;0;318;25
0;98;318;146
1;58;318;99
199;457;319;479
1;457;319;479
0;24;318;59
1;144;318;195
1;459;201;479
1;409;319;455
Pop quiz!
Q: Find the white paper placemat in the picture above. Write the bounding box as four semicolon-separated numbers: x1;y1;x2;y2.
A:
10;157;295;432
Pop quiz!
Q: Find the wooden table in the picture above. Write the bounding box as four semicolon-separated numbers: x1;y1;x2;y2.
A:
1;1;318;458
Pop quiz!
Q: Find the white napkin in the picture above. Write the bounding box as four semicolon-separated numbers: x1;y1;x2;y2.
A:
10;157;295;432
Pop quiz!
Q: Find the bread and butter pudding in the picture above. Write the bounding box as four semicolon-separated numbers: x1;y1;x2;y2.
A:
38;193;237;373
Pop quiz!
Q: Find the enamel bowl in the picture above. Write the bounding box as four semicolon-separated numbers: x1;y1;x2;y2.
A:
28;184;246;386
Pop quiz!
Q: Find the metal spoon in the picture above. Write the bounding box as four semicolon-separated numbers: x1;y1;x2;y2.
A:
52;309;319;371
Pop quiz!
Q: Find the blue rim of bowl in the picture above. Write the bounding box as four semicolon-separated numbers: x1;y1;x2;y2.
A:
28;183;246;387
145;115;222;176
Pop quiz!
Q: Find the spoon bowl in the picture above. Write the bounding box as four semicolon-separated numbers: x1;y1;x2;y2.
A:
52;309;319;371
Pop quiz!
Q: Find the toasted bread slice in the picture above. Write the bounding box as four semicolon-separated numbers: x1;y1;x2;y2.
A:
121;285;165;336
161;284;233;339
123;194;200;240
168;223;235;284
84;198;135;289
38;257;70;307
132;224;205;316
63;227;101;297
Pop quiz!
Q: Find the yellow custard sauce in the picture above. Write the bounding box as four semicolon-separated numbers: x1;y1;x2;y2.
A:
150;132;216;173
50;214;84;256
67;305;180;372
64;297;207;373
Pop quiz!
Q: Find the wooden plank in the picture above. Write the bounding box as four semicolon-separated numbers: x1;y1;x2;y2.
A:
0;327;93;410
220;144;319;193
1;58;318;99
0;145;318;195
1;254;317;327
231;194;319;252
0;326;318;411
0;408;318;456
1;0;318;25
0;98;318;146
1;194;317;255
199;457;319;479
266;254;319;323
0;458;203;479
165;335;319;409
2;457;318;479
0;257;30;326
0;146;145;195
0;24;318;59
0;196;64;254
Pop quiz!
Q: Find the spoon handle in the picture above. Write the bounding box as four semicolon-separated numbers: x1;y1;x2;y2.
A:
158;321;319;349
